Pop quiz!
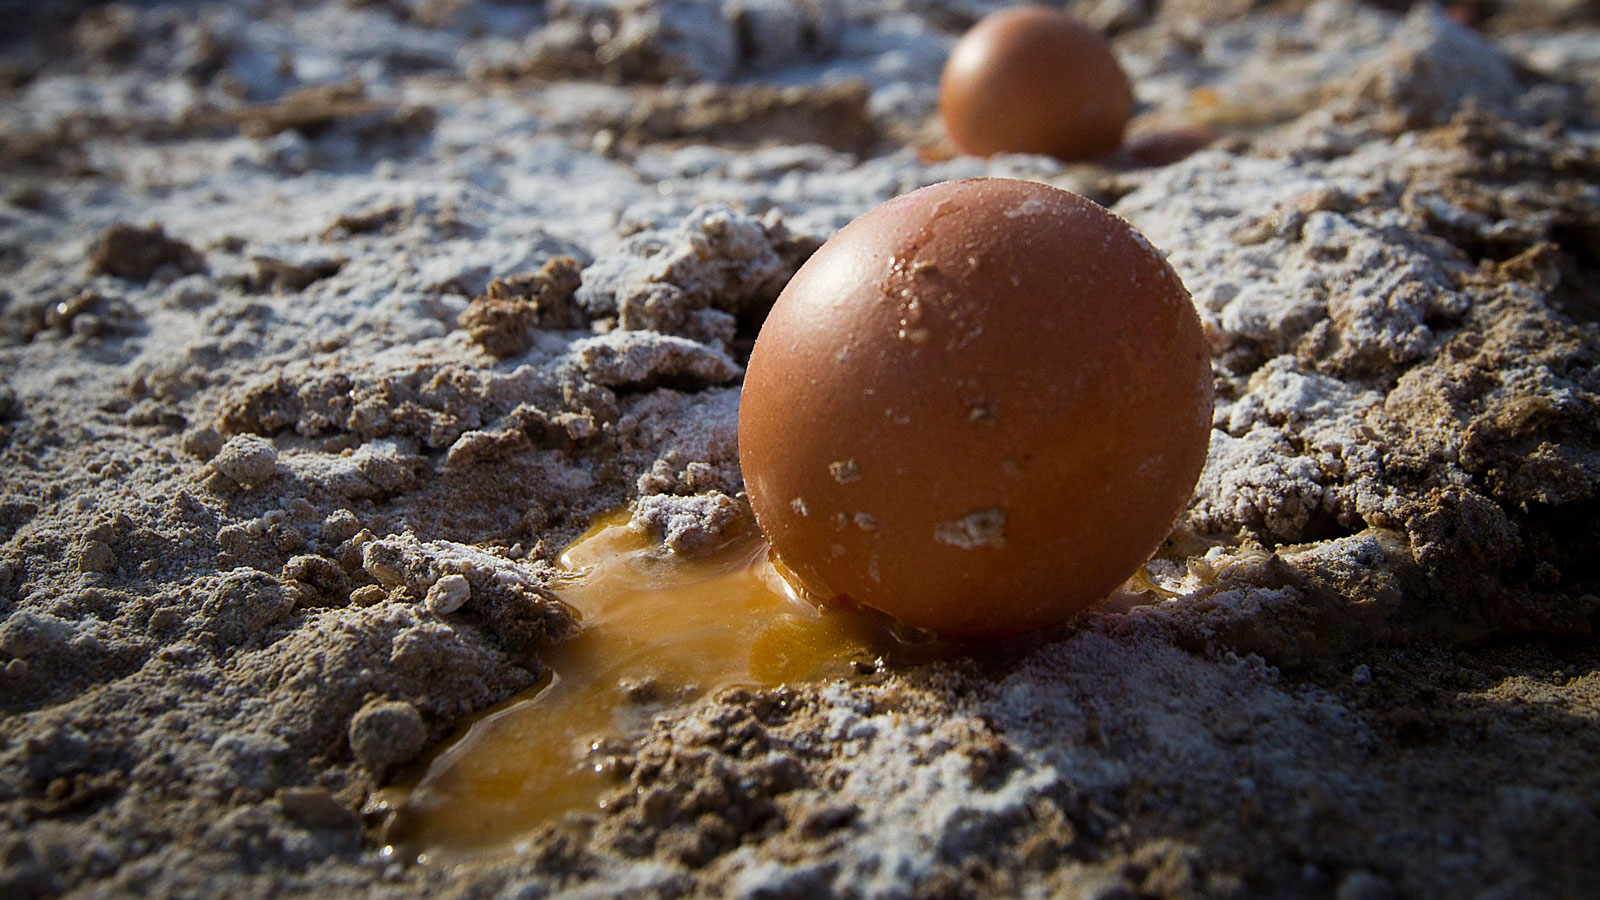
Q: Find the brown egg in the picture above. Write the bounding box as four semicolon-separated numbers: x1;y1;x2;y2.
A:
939;6;1133;161
738;178;1212;639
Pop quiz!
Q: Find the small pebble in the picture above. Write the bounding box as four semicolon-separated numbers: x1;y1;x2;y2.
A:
1352;664;1373;685
79;540;117;574
181;426;225;460
215;523;251;558
349;584;387;606
426;574;471;615
147;606;181;631
282;554;347;596
211;434;279;486
323;509;362;544
164;276;216;310
276;786;355;829
349;699;427;774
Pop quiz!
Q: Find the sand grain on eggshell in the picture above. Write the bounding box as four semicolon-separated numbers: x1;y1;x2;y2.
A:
2;1;1599;898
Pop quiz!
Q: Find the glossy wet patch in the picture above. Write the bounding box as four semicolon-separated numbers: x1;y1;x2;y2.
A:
380;511;901;861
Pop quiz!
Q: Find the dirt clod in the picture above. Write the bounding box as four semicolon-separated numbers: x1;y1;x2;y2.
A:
89;224;205;281
348;699;428;776
210;434;280;486
458;255;586;355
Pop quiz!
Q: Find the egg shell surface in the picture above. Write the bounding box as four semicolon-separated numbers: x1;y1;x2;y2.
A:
939;5;1133;161
738;178;1213;639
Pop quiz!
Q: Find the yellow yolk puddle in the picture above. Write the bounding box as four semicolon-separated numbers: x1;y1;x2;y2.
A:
379;511;899;862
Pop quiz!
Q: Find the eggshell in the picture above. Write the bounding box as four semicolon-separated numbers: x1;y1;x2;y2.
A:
939;5;1133;161
738;178;1212;639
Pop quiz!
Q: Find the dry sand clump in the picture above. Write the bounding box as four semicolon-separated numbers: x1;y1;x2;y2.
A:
1;1;1598;898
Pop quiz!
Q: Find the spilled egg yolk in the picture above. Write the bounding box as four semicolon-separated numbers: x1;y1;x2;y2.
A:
378;510;904;862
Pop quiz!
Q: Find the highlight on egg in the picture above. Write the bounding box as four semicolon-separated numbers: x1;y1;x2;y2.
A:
939;5;1133;161
738;178;1213;640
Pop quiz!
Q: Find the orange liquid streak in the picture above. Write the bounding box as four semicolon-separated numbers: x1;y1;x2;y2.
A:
382;511;891;861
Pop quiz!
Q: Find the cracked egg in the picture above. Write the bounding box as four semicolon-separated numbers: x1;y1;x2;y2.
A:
739;178;1213;639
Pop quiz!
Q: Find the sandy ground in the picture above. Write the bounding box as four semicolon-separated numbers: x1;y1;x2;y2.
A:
2;1;1599;897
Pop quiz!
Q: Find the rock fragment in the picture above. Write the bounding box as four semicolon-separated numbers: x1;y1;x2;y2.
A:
574;206;811;335
1350;4;1522;125
198;569;295;646
180;426;225;461
573;331;741;390
283;554;351;607
210;435;279;487
251;254;345;293
77;540;116;574
239;81;434;141
348;699;427;775
276;786;357;830
608;81;877;155
89;223;205;280
458;255;586;355
425;574;471;615
322;509;362;545
631;492;750;556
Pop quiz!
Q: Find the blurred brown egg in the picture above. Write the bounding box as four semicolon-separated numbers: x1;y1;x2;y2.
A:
939;5;1133;161
739;178;1213;639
